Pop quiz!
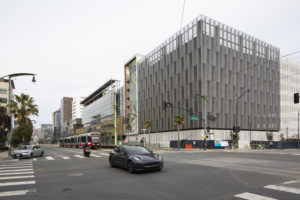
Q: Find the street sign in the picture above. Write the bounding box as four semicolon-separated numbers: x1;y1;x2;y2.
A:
190;116;199;120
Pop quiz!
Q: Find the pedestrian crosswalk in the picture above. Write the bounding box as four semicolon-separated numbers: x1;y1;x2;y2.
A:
10;153;109;162
235;179;300;199
0;160;35;198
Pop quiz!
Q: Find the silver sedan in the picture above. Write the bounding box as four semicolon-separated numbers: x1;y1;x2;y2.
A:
11;145;44;159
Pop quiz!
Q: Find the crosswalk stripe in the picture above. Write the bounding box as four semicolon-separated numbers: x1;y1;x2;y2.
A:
90;154;102;158
0;164;32;167
0;166;33;170
0;175;34;180
264;185;300;195
99;153;109;156
62;157;70;159
74;155;85;158
45;156;54;160
33;158;37;161
0;180;35;187
292;154;300;156
283;180;300;185
0;171;34;176
0;169;32;173
0;189;31;197
234;192;278;200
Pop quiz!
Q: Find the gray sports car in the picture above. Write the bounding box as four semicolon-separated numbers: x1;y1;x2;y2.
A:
11;145;44;159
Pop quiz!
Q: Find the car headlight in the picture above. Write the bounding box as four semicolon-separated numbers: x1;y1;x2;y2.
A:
23;151;30;154
133;157;141;161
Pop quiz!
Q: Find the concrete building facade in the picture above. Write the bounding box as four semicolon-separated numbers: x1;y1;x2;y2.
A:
128;14;280;147
279;58;300;140
0;79;15;108
60;97;73;136
72;96;85;120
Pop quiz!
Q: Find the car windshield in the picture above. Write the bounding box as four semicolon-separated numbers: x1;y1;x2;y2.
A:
125;146;151;155
17;145;32;150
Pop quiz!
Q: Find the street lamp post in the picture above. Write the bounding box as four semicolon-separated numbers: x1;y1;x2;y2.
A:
0;73;36;155
235;89;250;148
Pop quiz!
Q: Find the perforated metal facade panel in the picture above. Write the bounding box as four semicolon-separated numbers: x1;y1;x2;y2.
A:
137;15;280;134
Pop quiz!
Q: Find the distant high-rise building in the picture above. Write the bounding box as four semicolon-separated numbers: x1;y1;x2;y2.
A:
53;109;61;141
72;97;85;120
60;97;73;136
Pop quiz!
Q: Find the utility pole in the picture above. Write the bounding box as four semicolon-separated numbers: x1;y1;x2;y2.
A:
235;89;251;148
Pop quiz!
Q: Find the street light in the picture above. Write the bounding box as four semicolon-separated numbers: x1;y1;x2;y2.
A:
0;73;36;155
235;89;251;148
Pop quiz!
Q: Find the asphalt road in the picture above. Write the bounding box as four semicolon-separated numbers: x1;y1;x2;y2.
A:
1;146;300;200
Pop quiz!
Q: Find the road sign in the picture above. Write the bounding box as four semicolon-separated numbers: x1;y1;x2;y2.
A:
190;116;199;120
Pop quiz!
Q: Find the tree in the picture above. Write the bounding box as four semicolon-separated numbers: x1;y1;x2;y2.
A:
0;107;8;148
144;120;153;146
174;115;184;149
125;124;132;143
230;131;238;149
11;122;33;146
266;131;274;149
10;93;38;125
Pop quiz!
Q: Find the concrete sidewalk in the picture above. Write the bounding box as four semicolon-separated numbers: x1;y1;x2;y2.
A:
0;150;9;160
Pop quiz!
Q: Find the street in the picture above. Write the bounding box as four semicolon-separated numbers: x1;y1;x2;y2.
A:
0;146;300;200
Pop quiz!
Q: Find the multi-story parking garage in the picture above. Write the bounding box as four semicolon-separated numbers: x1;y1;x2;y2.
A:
125;14;280;148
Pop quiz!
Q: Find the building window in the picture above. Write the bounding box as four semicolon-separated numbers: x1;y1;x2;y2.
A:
0;98;7;103
0;89;7;94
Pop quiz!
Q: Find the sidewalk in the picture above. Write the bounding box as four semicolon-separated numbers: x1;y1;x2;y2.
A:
0;150;9;160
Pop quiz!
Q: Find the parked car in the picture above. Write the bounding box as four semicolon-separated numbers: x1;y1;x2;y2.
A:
109;145;164;173
11;145;44;159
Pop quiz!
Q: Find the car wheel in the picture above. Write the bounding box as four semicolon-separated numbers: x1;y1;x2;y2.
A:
109;158;115;168
127;161;135;173
40;151;44;157
30;153;33;159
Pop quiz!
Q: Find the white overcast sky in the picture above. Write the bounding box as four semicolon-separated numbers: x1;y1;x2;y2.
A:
1;0;300;127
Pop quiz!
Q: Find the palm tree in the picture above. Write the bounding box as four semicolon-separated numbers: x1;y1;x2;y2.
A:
144;120;153;147
174;115;184;149
10;93;38;125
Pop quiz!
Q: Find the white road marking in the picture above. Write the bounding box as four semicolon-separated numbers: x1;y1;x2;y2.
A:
0;169;33;173
0;175;34;180
33;158;37;161
74;155;85;158
90;154;102;158
62;156;70;159
45;156;54;160
283;180;300;185
0;180;35;187
0;166;32;170
292;154;300;156
99;153;109;156
0;189;31;197
234;192;278;200
264;185;300;194
0;171;34;176
0;164;32;167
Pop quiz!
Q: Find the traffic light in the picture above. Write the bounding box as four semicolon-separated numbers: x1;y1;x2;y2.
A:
294;93;299;104
162;101;167;110
5;116;11;131
233;126;240;132
207;127;210;132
